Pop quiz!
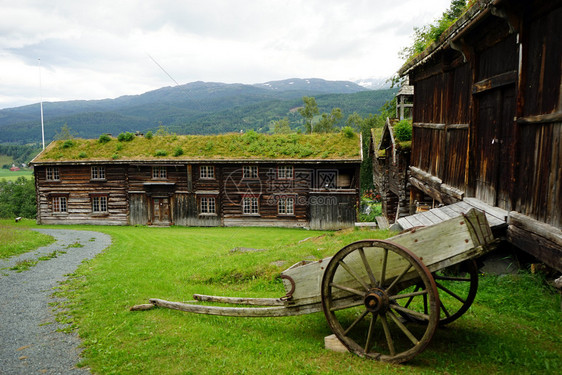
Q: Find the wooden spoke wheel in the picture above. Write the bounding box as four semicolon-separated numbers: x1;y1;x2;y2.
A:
396;260;478;326
321;240;440;363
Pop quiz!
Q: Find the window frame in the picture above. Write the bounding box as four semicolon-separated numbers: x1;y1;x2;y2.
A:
277;165;294;180
46;167;60;181
91;166;106;181
52;195;67;213
152;166;167;179
199;196;217;215
242;165;258;180
91;195;108;214
277;196;295;216
200;165;215;180
242;196;259;215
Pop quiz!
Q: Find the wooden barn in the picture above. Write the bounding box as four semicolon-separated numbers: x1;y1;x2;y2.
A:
397;0;562;271
370;118;412;223
30;133;361;230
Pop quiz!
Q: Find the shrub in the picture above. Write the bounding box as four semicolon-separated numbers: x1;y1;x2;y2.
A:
112;154;119;160
145;131;153;139
154;149;168;157
117;132;134;142
173;147;184;157
115;142;123;151
341;126;355;138
98;134;111;144
61;140;75;149
78;151;87;158
394;120;412;142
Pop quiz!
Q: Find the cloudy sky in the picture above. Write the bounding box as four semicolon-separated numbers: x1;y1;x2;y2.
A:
0;0;451;109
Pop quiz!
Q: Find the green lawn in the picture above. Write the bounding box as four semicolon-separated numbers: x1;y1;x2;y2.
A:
0;169;33;181
4;221;561;374
0;219;54;258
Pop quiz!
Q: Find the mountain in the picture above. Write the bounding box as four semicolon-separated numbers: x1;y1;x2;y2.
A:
0;79;396;144
354;77;392;90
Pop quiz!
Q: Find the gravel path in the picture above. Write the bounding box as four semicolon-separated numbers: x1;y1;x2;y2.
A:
0;229;112;375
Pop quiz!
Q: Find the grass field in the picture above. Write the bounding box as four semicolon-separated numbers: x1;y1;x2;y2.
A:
0;219;54;259
0;169;33;181
3;221;561;374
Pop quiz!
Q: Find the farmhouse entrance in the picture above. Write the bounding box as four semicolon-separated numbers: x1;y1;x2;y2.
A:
152;197;170;225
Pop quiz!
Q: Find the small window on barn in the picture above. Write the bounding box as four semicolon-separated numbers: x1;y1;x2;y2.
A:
46;167;60;181
91;166;106;180
52;196;67;213
92;195;108;213
278;196;295;215
242;196;259;215
278;165;293;179
243;165;258;179
200;196;216;214
152;166;167;179
200;166;215;179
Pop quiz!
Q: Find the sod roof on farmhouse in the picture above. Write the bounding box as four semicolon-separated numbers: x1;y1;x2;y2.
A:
33;132;362;162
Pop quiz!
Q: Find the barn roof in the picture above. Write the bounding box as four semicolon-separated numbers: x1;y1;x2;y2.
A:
31;132;362;165
398;0;496;76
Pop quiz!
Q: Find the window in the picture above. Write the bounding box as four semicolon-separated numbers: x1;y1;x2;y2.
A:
278;196;295;215
243;165;258;179
152;166;167;179
278;165;293;179
200;196;216;214
92;195;108;213
52;196;67;213
46;167;60;181
242;196;259;215
200;165;215;179
91;166;106;180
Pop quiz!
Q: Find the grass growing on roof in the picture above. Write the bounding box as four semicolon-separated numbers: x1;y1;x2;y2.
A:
35;131;361;162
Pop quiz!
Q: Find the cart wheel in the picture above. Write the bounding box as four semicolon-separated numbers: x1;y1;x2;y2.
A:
396;260;478;326
321;240;440;363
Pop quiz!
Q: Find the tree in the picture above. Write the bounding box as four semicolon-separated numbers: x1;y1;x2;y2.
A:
314;108;343;133
54;123;75;141
297;97;319;133
271;118;292;134
0;177;36;218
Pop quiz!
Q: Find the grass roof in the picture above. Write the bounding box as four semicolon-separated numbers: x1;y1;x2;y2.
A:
33;132;361;163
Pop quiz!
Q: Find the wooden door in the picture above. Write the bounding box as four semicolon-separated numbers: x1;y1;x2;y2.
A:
152;197;170;225
474;84;516;210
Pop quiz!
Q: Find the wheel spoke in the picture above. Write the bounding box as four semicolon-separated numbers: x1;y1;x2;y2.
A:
385;263;412;292
391;287;426;302
339;260;370;291
359;248;378;287
391;304;430;321
387;310;419;346
365;313;377;352
344;309;369;335
380;248;388;285
380;313;396;356
440;301;451;318
436;282;466;303
330;282;365;297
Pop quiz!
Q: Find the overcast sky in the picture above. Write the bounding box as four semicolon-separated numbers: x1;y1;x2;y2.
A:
0;0;451;109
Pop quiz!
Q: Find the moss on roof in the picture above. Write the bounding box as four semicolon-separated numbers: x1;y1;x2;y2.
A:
33;132;361;163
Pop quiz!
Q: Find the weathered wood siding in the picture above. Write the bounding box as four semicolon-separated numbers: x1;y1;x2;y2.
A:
35;164;128;225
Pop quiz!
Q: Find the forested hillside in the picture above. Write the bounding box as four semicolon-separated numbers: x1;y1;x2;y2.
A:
0;79;396;144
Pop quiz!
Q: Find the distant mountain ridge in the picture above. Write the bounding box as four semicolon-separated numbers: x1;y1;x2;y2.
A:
0;78;396;144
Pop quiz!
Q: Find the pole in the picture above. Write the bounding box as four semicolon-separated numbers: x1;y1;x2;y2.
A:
39;59;45;150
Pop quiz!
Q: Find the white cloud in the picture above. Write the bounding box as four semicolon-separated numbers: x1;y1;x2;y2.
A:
0;0;451;109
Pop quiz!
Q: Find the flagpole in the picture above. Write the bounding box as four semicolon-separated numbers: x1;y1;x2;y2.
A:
39;58;45;150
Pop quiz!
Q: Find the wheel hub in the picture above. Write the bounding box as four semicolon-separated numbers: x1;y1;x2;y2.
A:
364;289;389;313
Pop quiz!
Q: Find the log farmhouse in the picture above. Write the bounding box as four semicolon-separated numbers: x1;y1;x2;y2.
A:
31;132;361;230
396;0;562;271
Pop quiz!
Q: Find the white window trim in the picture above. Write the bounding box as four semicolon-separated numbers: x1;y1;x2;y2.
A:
243;165;258;179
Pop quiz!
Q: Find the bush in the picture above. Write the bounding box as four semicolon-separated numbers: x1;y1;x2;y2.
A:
341;126;355;138
394;120;412;142
154;149;168;157
61;140;75;149
112;154;119;160
145;131;153;139
98;134;111;144
173;147;184;157
0;177;36;218
117;132;134;142
78;152;87;158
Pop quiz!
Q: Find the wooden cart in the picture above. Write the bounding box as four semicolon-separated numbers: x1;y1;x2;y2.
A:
133;208;497;363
